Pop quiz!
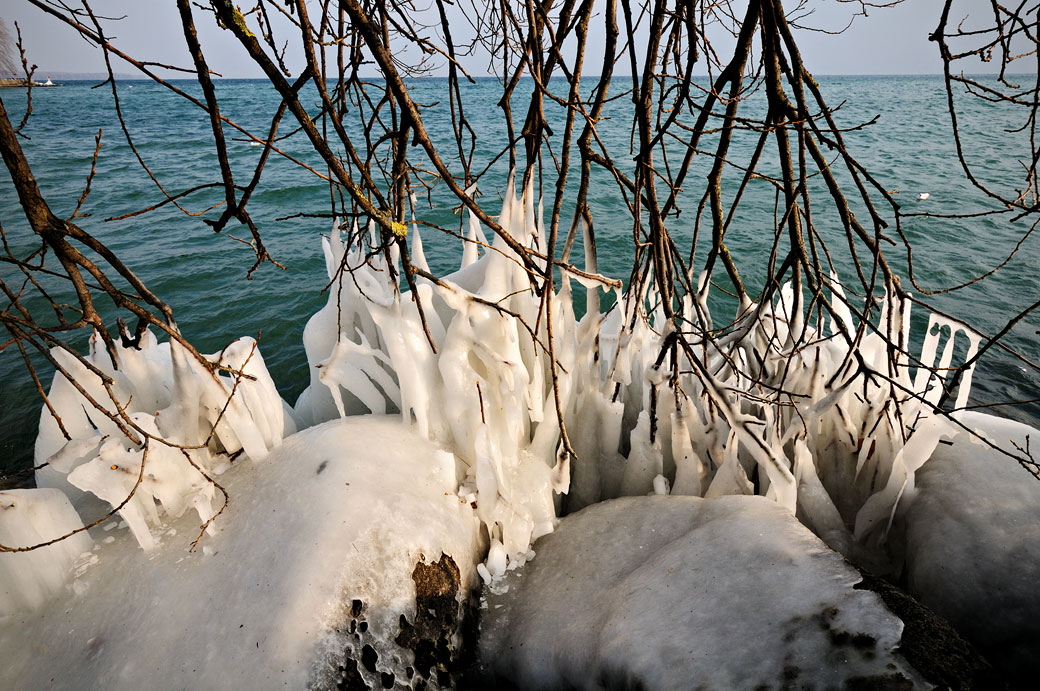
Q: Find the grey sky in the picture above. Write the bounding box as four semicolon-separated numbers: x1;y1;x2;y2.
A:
1;1;965;79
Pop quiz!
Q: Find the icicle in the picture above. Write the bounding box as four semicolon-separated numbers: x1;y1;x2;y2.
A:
461;205;482;268
410;212;430;274
620;412;662;496
670;406;706;496
853;414;955;543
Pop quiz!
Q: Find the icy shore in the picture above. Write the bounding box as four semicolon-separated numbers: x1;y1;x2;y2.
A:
4;410;1037;688
3;178;1039;688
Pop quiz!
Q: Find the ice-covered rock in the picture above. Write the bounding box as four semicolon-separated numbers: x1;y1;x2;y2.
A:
478;495;928;690
899;411;1040;684
1;416;482;690
0;488;92;616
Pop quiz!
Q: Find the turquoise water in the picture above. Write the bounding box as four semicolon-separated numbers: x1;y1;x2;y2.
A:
2;76;1038;481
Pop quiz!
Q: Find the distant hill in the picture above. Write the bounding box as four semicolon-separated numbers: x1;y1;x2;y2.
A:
0;71;137;81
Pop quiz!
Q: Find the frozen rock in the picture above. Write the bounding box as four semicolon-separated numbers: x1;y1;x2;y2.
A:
0;488;92;615
899;411;1040;685
0;416;482;690
478;495;928;690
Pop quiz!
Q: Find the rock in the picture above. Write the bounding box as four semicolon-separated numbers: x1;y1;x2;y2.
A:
0;416;483;690
477;494;930;690
854;573;1007;690
898;411;1040;687
394;554;476;689
328;554;477;691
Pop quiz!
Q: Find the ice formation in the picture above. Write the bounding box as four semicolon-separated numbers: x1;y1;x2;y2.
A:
1;326;296;613
898;411;1040;682
0;488;93;616
479;495;926;689
295;175;982;572
1;417;481;689
0;172;1031;687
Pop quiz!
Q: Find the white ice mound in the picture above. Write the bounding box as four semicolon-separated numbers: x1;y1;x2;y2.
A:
0;416;481;690
293;176;982;573
0;488;92;615
479;495;926;689
899;411;1040;683
32;329;296;552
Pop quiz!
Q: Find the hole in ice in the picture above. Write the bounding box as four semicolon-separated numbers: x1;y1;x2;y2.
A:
361;644;378;673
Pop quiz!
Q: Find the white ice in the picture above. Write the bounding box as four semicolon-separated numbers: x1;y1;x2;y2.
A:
0;488;93;616
1;416;481;689
31;331;295;554
898;411;1040;682
479;494;925;689
291;182;985;574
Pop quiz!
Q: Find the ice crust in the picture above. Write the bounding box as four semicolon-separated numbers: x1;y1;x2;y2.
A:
479;494;924;690
900;411;1040;682
1;416;480;689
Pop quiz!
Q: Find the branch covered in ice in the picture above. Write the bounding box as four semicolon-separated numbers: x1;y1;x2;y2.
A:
26;330;296;556
296;178;984;574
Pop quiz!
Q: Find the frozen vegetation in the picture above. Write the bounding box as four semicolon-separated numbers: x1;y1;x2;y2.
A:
1;178;1039;688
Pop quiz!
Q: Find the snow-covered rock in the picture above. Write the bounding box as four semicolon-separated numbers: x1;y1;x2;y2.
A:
900;411;1040;684
1;416;482;690
478;494;929;690
0;488;93;616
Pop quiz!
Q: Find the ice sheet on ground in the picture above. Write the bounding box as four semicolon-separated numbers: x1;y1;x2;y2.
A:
0;416;480;690
900;410;1040;683
479;494;925;690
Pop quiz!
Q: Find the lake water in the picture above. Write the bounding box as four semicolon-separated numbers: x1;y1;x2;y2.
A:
2;76;1038;481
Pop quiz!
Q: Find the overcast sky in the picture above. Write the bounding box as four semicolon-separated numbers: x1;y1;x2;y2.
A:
2;1;970;79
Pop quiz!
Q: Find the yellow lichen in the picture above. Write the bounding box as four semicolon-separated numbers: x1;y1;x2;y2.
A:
390;220;408;238
228;5;255;39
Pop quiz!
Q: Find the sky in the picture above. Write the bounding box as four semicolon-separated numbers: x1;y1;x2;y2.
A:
0;1;986;80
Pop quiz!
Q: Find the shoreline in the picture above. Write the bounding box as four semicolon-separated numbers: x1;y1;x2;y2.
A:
0;78;58;88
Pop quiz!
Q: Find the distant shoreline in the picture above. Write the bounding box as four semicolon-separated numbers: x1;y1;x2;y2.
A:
4;72;1037;84
0;77;59;88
